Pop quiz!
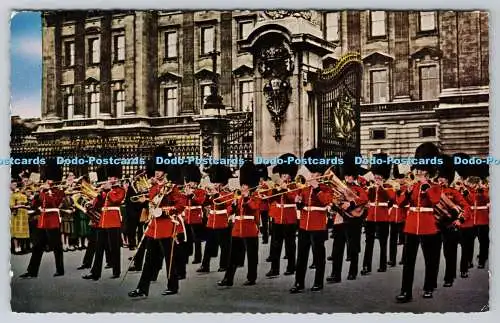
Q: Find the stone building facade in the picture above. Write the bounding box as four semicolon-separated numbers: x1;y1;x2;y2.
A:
28;10;489;176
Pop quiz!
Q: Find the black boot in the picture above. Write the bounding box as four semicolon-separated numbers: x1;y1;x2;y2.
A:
396;292;412;303
128;289;147;298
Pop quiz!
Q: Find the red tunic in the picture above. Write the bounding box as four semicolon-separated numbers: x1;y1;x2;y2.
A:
231;191;261;238
298;184;333;231
35;187;65;229
333;183;368;225
179;188;206;225
96;186;126;229
206;190;233;229
145;184;183;239
398;183;441;235
259;182;270;212
366;184;395;222
438;186;471;229
464;187;489;226
389;185;408;223
268;184;298;225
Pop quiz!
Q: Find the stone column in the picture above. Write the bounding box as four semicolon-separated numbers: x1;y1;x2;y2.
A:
42;14;59;119
393;12;410;100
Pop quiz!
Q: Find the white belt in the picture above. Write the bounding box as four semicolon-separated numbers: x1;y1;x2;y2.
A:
102;207;121;211
40;208;60;213
409;207;434;212
391;205;399;209
234;215;255;220
303;206;327;212
186;206;202;210
369;202;388;207
210;210;227;215
471;206;488;210
277;204;296;208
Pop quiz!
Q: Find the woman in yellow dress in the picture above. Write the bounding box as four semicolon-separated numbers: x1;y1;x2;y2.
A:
10;181;30;254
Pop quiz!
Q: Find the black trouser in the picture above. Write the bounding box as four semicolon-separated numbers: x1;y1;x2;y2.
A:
270;223;297;273
91;228;121;278
185;223;203;263
137;237;178;294
330;224;346;278
363;221;389;271
442;227;460;282
294;229;327;288
400;233;441;296
82;227;97;267
389;222;404;264
398;222;405;244
260;211;269;243
125;208;141;248
201;227;231;270
474;225;489;266
224;236;258;283
345;218;362;276
174;232;187;278
27;228;64;275
460;227;475;272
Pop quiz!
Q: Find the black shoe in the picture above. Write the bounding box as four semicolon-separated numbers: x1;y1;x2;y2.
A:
283;255;288;259
111;274;120;279
346;256;351;262
327;256;333;261
217;268;226;272
128;289;148;298
128;266;141;272
161;289;178;296
77;265;90;270
387;261;396;267
326;276;341;283
478;263;485;269
82;274;99;281
460;272;469;278
360;268;370;275
105;264;112;269
192;260;201;265
347;274;356;280
129;247;136;251
266;270;279;278
377;268;387;273
468;263;474;269
266;257;272;262
284;270;295;276
177;274;186;280
243;280;256;286
217;279;233;287
310;285;323;292
196;267;210;273
443;281;453;287
399;260;404;265
53;272;64;277
290;286;304;294
396;292;412;303
19;272;37;279
262;240;268;245
423;290;433;298
309;264;316;269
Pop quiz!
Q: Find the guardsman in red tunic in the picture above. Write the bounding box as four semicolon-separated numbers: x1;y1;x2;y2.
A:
20;159;65;278
388;165;409;267
470;163;489;269
265;153;299;277
256;164;270;244
78;175;102;270
129;149;184;298
396;143;442;303
436;155;471;288
179;164;206;265
327;153;369;283
217;161;261;287
362;154;395;275
290;148;334;293
82;165;125;280
197;165;233;273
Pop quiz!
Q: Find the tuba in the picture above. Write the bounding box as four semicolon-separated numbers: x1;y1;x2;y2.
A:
71;182;101;223
434;193;464;228
324;170;368;219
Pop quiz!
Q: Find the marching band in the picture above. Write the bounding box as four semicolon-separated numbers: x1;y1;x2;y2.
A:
10;142;490;302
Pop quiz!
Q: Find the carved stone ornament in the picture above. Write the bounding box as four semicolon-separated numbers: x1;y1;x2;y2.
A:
259;43;294;142
261;10;313;21
333;92;356;140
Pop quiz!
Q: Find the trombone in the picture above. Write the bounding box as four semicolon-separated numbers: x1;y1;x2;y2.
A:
213;190;242;205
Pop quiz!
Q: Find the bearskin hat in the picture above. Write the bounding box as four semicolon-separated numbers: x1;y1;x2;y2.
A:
304;148;328;174
206;164;233;185
182;164;202;183
342;152;360;177
370;153;391;180
475;162;490;180
152;145;172;173
256;164;270;180
273;153;299;178
413;142;440;177
44;158;62;182
437;154;455;184
393;164;405;179
452;153;473;180
239;161;260;188
106;164;122;179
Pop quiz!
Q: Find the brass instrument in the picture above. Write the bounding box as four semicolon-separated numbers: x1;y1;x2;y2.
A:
324;171;368;219
434;192;464;227
214;190;242;205
71;181;101;223
260;175;311;199
130;175;153;203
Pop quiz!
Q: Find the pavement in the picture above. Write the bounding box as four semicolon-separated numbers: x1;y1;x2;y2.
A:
10;236;489;313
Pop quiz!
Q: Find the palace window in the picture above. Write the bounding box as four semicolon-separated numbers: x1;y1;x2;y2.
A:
164;87;178;116
239;21;253;40
370;70;389;103
419;65;439;100
420;126;437;138
419;12;436;32
87;90;100;118
64;41;75;67
201;26;215;55
370;11;386;37
201;84;212;106
370;129;386;140
239;81;254;112
113;88;125;116
64;91;74;119
113;34;125;62
165;31;178;59
88;38;100;64
325;12;340;42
